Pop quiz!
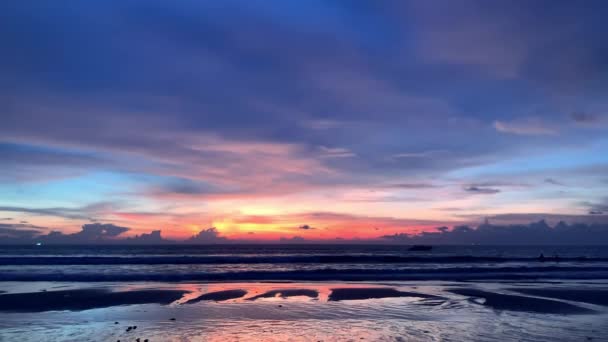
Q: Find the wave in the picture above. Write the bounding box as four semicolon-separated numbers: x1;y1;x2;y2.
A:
1;255;606;265
1;266;607;282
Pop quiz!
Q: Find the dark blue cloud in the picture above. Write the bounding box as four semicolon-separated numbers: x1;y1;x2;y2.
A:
298;224;315;230
156;178;219;195
3;0;605;151
124;230;166;244
0;223;46;239
381;220;608;245
464;186;500;195
584;199;608;215
11;223;131;244
0;202;119;221
186;227;228;244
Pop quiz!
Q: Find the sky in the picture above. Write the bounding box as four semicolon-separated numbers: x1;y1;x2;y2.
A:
1;0;608;243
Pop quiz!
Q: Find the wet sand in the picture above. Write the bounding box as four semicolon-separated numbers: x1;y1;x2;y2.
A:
0;281;607;341
511;287;608;306
0;289;188;312
185;289;247;303
449;288;595;314
329;287;442;301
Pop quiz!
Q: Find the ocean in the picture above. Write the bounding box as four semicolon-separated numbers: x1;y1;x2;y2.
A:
1;244;607;282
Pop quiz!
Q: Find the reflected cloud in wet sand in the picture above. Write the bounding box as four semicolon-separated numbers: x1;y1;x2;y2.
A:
0;289;188;312
449;288;595;314
185;289;248;303
328;287;443;301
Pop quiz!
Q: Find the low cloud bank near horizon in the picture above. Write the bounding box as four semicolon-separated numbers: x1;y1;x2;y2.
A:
2;218;608;245
381;220;608;245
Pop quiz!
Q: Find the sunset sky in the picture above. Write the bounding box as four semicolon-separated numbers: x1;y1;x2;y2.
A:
2;1;608;241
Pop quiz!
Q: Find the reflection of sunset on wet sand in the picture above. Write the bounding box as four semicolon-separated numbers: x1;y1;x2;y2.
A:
1;281;607;341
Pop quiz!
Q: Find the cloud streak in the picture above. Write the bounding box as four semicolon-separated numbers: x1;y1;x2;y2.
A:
464;186;500;194
493;119;558;136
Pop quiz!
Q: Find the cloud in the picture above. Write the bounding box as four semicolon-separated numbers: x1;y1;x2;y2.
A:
385;182;439;189
570;112;599;123
319;146;356;158
0;222;230;245
0;142;110;182
228;211;449;228
298;224;315;230
0;223;230;245
3;214;608;245
186;227;228;244
583;199;608;216
305;119;342;130
151;178;220;195
279;236;307;243
288;211;449;228
408;1;530;78
0;202;120;221
124;230;168;244
568;112;608;129
464;185;500;194
75;223;128;238
381;220;608;245
41;223;130;243
544;178;565;186
344;195;433;203
0;205;91;220
458;212;608;226
493;119;558;136
389;150;446;159
0;223;46;239
0;223;131;244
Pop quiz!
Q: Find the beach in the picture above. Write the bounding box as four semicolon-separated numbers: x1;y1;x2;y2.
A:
1;245;608;341
1;280;607;341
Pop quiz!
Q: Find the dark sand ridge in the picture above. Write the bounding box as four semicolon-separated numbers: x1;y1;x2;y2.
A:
328;288;444;301
448;288;595;314
0;289;188;312
185;289;248;303
510;287;608;306
247;289;319;301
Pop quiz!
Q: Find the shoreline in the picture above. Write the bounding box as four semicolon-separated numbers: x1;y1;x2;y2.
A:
2;267;607;282
1;280;607;313
1;280;607;341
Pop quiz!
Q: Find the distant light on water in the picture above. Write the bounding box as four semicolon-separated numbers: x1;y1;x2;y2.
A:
35;242;42;246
